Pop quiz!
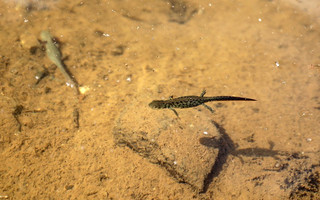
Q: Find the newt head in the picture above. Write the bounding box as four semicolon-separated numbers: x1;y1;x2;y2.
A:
40;30;53;42
148;100;164;109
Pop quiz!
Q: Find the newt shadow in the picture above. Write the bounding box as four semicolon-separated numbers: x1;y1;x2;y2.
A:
199;120;306;193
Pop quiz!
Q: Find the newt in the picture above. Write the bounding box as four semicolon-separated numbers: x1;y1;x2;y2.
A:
149;90;256;117
40;30;79;94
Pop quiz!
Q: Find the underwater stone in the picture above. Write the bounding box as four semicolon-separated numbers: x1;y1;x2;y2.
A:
113;96;220;191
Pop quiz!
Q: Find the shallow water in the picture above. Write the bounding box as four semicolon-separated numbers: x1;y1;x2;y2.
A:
0;0;319;199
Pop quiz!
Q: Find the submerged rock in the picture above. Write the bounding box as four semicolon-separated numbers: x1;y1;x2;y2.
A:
113;97;220;190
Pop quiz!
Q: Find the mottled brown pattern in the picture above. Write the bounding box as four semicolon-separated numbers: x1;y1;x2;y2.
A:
149;90;256;117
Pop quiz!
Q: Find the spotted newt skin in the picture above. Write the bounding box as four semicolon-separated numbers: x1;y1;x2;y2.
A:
149;90;256;117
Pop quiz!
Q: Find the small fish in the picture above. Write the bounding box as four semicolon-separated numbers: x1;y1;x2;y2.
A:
149;90;256;117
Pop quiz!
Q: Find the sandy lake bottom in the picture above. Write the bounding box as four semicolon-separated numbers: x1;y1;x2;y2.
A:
0;0;320;199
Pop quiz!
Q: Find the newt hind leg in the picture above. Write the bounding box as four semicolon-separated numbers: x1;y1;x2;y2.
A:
202;104;215;113
200;89;206;97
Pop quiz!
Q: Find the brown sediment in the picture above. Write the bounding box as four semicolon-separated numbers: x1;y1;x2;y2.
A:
0;0;319;199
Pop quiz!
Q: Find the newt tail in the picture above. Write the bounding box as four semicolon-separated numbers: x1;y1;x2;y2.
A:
149;90;256;117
